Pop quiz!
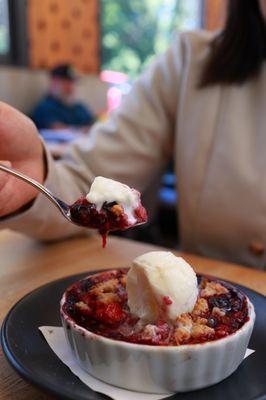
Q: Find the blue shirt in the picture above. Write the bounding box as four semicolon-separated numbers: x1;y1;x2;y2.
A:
32;95;95;129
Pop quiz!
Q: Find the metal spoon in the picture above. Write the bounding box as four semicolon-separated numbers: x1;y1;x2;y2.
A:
0;163;74;223
0;163;146;229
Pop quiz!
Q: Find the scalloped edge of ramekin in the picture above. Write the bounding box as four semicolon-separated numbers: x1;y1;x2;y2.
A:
60;287;255;393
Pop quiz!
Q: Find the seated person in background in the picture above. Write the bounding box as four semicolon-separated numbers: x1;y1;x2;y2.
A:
32;64;96;130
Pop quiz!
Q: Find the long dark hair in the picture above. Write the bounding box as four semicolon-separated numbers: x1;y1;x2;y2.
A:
200;0;266;87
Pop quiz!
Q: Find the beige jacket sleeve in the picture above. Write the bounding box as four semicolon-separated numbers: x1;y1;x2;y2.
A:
0;35;184;240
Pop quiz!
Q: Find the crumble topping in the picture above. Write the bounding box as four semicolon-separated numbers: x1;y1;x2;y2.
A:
212;307;226;317
176;313;193;330
201;281;229;297
192;298;209;316
111;204;123;216
191;324;215;340
90;278;119;295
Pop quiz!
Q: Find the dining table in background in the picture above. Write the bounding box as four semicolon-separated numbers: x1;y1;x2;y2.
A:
0;229;266;400
39;128;89;159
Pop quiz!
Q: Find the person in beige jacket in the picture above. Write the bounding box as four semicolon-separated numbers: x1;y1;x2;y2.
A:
0;0;265;269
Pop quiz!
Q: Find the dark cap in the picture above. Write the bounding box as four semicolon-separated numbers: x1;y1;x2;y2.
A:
50;64;78;81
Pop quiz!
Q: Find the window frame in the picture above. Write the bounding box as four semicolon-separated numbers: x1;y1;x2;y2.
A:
0;0;10;63
0;0;28;66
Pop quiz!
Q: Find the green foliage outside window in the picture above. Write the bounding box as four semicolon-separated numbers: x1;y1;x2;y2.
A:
0;0;9;54
101;0;201;79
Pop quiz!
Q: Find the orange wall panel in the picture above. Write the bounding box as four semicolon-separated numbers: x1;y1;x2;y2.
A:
28;0;100;73
204;0;226;31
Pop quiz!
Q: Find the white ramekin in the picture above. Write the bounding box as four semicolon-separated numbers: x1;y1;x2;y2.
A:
60;288;255;394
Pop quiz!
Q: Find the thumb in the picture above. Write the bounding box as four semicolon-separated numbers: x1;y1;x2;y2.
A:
0;160;12;168
0;160;12;191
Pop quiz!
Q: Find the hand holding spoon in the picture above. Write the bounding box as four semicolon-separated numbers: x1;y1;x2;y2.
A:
0;164;147;246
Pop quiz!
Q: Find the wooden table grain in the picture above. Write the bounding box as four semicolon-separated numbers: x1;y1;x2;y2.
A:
0;230;265;400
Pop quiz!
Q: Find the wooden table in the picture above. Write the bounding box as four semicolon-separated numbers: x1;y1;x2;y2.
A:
0;230;265;400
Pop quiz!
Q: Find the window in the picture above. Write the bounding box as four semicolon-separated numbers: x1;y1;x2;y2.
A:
101;0;202;79
0;0;10;61
100;0;202;112
0;0;28;65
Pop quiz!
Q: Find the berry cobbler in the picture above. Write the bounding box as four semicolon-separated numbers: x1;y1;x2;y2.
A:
62;270;249;346
69;177;147;247
61;251;255;393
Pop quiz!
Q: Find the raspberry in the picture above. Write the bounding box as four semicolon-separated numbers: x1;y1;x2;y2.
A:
162;296;173;305
134;205;148;223
95;303;125;325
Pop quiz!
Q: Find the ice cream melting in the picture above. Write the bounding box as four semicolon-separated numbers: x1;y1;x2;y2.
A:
86;176;140;225
127;251;198;323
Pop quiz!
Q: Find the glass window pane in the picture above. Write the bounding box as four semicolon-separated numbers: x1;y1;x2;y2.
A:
154;0;201;56
101;0;202;78
0;0;10;54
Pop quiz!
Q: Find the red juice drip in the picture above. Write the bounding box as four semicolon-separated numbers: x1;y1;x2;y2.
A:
162;296;173;305
101;233;107;248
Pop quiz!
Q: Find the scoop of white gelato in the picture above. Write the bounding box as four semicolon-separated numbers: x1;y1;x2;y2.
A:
86;177;139;224
126;251;198;323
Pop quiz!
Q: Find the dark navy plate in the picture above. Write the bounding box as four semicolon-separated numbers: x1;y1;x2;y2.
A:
1;272;266;400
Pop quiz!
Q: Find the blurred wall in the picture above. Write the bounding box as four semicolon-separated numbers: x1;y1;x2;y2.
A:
0;66;108;115
28;0;99;73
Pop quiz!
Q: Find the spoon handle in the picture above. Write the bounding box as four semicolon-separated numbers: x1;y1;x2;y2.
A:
0;163;53;196
0;163;70;217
